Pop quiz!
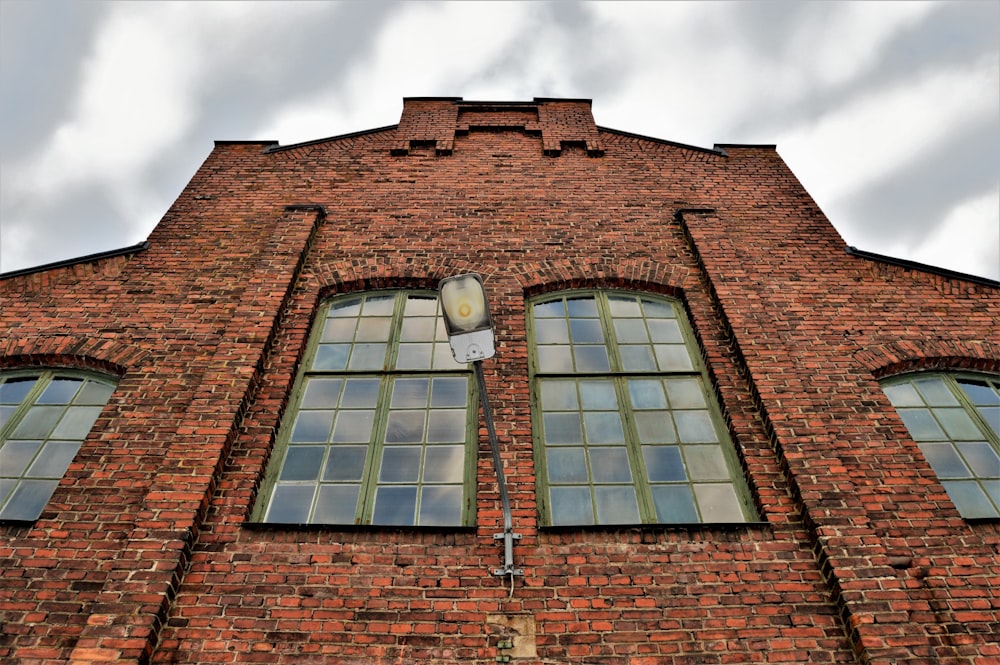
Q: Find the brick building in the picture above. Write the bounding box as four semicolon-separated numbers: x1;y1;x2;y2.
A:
1;97;998;664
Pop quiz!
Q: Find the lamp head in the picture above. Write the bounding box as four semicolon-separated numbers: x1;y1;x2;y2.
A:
439;273;496;362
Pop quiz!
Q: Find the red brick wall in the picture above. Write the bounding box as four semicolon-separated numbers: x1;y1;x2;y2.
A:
1;98;997;665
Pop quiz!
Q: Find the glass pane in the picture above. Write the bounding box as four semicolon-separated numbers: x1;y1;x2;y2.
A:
629;380;667;410
348;343;387;370
574;346;610;372
535;319;569;344
651;485;698;523
647;319;683;343
898;409;946;441
664;379;706;409
694;483;745;522
614;319;648;343
655;345;694;372
913;378;959;406
432;343;465;370
607;296;642;318
643;445;686;481
1;406;15;430
579;381;616;410
313;485;360;523
540;381;578;410
919;443;972;478
372;486;417;525
956;442;1000;477
883;383;923;407
266;484;315;523
958;381;1000;405
543;413;583;444
379;446;421;482
0;377;36;404
594;486;640;524
75;381;115;406
419;486;464;526
569;319;604;344
684;445;730;481
25;441;81;478
400;317;435;342
321;317;357;343
37;379;83;404
674;411;719;443
340;378;380;407
538;346;573;373
534;300;565;318
301;378;343;409
290;411;335;442
426;410;466;443
11;407;65;439
0;478;15;504
583;412;625;444
279;446;325;481
396;344;432;370
566;298;598;317
549;486;593;525
362;296;395;316
313;344;349;370
385;411;425;443
0;479;59;521
620;346;657;371
941;480;998;519
391;379;429;408
635;412;677;443
547;447;588;483
641;299;675;318
328;298;362;318
590;447;632;483
978;407;1000;438
431;378;468;408
935;408;985;440
331;411;375;443
404;296;438;317
51;406;103;439
0;441;43;477
323;446;368;481
423;446;466;483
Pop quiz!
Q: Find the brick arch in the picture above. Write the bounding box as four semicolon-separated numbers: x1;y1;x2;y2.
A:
854;338;1000;379
311;256;495;297
0;335;148;377
511;258;696;298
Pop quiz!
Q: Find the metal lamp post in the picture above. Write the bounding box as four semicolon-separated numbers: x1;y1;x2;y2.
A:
439;274;522;579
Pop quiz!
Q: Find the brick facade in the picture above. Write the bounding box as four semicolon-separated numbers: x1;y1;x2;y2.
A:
1;97;997;664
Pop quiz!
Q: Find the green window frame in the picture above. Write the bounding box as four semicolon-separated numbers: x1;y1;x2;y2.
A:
528;290;754;526
254;290;478;526
0;370;116;521
882;372;1000;519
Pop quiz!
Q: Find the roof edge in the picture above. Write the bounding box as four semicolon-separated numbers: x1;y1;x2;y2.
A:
846;246;999;288
264;125;398;154
0;241;151;280
597;126;727;157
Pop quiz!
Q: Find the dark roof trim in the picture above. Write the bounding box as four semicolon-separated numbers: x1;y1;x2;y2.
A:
597;126;727;157
713;143;778;151
263;125;397;154
846;246;999;288
214;140;279;147
0;241;151;280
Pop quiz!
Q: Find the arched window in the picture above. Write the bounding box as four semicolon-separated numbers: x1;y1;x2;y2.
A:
255;291;476;526
0;370;116;521
882;373;1000;519
528;291;753;526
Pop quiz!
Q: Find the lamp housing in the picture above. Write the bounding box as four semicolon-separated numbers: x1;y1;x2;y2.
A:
439;273;495;362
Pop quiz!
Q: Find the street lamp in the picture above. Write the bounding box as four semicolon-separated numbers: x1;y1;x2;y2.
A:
439;274;522;580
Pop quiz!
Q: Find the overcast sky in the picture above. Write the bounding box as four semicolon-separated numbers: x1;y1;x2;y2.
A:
1;1;997;279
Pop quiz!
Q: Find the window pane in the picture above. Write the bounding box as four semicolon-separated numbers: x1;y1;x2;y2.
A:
76;380;114;406
0;479;60;521
883;383;923;407
431;377;468;408
423;446;466;483
11;407;65;439
340;378;380;408
348;343;387;370
674;411;719;443
362;296;395;316
331;411;375;443
607;296;642;318
391;379;429;408
919;443;972;479
0;440;43;477
694;483;745;522
313;485;360;523
404;296;438;317
594;486;640;524
620;346;657;371
628;380;667;410
978;407;1000;438
419;486;464;526
543;413;583;444
935;408;985;440
614;319;649;343
583;412;625;444
684;445;729;481
321;317;357;343
51;406;103;439
913;378;959;406
566;298;598;317
313;344;350;370
654;345;694;372
540;381;578;410
590;447;632;483
0;377;36;404
267;484;315;523
579;381;616;410
372;486;417;525
400;317;436;342
535;319;569;344
549;486;593;525
958;381;1000;405
573;346;610;372
379;446;421;482
647;319;683;343
385;412;425;443
396;344;433;369
329;298;362;317
323;446;368;481
547;447;588;484
538;346;573;373
37;379;83;404
290;411;335;442
427;410;466;443
956;442;1000;477
534;301;565;318
570;319;604;344
301;378;343;409
651;485;698;523
940;480;999;519
641;299;674;318
897;409;945;441
279;446;325;481
643;445;686;481
25;441;81;478
634;412;677;443
664;379;706;409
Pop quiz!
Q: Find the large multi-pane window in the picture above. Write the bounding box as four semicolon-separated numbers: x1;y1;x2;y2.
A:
882;373;1000;519
528;291;753;526
255;291;476;526
0;370;116;521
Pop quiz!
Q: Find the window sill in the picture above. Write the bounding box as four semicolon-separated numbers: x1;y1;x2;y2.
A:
539;521;771;534
242;521;477;534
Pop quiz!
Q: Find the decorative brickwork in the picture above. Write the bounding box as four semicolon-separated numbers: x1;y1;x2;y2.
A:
2;98;997;665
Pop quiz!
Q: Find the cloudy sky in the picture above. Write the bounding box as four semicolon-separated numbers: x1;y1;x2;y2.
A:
1;1;998;279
